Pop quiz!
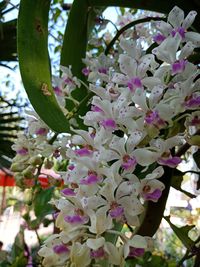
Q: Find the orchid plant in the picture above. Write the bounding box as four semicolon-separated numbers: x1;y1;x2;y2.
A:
13;3;200;267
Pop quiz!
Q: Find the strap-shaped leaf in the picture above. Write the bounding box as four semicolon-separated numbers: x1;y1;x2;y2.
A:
61;1;105;122
18;0;71;133
164;216;196;251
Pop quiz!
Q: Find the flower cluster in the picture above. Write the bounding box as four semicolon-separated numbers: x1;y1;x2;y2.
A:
36;6;200;267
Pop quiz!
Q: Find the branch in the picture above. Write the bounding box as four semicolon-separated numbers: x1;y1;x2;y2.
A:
105;17;165;55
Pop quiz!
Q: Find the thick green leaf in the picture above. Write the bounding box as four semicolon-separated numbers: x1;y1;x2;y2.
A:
60;0;105;127
18;0;71;133
171;169;196;198
164;216;196;251
33;187;54;220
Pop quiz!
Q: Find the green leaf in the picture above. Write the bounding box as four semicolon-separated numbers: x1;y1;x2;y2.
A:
164;216;196;251
18;0;71;133
60;1;105;128
33;187;54;220
171;169;196;198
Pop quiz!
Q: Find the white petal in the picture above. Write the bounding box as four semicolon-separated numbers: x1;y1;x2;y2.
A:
129;235;147;248
105;243;124;265
153;34;181;63
145;166;164;179
119;54;137;77
112;73;127;84
132;89;148;112
155;20;172;35
179;41;195;59
168;6;184;28
86;237;105;250
133;148;159;166
185;31;200;46
182;11;197;29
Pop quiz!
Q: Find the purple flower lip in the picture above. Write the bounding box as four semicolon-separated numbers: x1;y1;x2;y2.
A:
172;60;187;75
91;105;103;112
65;77;74;85
61;188;76;196
158;156;181;167
143;188;162;201
100;118;117;130
145;110;159;124
127;77;142;92
145;111;165;127
128;247;145;258
53;212;60;220
53;86;63;96
98;67;107;74
153;33;166;44
90;247;105;259
64;214;88;225
190;116;200;126
75;147;93;156
35;127;48;135
185;95;200;108
122;155;137;170
68;164;75;171
171;27;185;39
16;147;28;155
80;174;100;185
53;244;69;254
109;206;124;218
82;67;90;76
